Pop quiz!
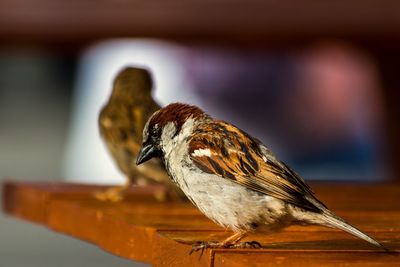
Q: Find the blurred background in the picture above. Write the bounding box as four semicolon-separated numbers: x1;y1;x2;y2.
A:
1;1;400;266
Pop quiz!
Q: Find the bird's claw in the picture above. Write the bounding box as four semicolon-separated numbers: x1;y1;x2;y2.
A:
228;241;262;249
189;241;222;256
94;188;124;202
189;240;262;256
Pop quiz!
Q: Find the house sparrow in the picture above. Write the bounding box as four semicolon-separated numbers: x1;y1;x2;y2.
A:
96;67;185;202
136;103;386;252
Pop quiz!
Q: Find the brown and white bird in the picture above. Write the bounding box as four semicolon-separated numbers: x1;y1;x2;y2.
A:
96;67;185;202
136;102;386;251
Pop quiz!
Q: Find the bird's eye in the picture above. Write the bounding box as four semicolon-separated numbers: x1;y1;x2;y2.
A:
150;127;160;137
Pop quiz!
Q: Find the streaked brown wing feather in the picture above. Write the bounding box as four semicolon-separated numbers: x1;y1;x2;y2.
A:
189;121;323;213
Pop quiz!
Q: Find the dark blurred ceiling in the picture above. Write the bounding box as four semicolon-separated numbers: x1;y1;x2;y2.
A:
1;0;400;47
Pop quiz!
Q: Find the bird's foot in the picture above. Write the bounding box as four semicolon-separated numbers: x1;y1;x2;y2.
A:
94;187;125;202
189;240;262;255
227;241;262;249
189;241;223;255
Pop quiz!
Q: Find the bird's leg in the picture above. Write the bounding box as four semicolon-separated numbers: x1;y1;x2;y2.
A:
94;180;131;202
221;231;262;248
221;231;248;246
190;231;256;255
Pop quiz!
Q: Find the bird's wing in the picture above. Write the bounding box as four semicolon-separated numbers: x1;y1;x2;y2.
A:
188;120;324;213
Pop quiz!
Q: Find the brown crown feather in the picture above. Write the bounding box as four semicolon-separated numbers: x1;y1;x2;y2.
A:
149;103;206;132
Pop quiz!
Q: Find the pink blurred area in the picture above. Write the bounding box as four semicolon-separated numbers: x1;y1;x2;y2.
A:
294;44;382;141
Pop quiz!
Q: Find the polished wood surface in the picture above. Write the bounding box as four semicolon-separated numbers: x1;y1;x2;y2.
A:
2;181;400;266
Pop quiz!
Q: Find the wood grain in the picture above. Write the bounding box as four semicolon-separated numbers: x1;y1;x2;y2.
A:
2;181;400;266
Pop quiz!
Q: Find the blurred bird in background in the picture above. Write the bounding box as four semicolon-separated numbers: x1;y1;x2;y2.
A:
95;67;185;202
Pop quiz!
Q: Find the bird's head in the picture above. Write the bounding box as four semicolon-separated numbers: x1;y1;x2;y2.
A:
136;103;206;165
110;67;153;100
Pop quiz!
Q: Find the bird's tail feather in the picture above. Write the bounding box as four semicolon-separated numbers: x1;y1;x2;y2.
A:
321;212;387;250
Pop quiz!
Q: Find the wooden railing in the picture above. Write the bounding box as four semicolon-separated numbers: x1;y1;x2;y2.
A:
2;181;400;266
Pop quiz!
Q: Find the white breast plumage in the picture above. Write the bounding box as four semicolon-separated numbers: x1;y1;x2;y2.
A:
162;119;287;232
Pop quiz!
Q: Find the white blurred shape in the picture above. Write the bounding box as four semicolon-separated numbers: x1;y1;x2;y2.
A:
62;39;199;184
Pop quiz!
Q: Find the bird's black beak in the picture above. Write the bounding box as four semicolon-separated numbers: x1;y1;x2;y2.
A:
136;141;161;165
